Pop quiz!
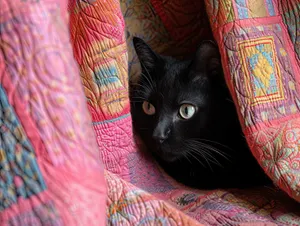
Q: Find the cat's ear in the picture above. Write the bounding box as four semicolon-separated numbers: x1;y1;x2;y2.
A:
133;37;161;72
190;40;222;79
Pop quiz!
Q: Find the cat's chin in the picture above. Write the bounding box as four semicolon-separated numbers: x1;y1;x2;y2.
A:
154;151;181;163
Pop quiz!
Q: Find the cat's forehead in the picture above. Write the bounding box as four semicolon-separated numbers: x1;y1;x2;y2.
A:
151;60;210;105
164;59;189;76
158;59;190;88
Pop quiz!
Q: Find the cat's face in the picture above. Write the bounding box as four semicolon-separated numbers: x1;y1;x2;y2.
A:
131;37;231;163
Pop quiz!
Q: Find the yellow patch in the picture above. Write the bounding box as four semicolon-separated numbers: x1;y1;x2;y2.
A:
0;149;6;162
280;48;287;56
238;37;285;106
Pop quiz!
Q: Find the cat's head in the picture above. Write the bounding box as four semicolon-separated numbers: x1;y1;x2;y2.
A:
131;37;234;163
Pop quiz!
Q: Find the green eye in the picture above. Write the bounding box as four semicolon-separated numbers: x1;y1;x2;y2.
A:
142;101;155;115
179;104;196;119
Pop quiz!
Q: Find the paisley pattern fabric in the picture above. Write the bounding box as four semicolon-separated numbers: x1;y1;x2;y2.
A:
0;86;46;211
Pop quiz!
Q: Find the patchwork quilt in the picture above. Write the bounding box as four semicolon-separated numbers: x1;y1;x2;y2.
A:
1;0;300;225
0;0;106;225
205;0;300;202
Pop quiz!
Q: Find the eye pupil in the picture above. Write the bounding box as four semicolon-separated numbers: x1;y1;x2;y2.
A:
179;104;196;119
142;101;155;115
185;107;188;115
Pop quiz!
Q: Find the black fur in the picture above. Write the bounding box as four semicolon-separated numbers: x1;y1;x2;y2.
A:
130;37;271;189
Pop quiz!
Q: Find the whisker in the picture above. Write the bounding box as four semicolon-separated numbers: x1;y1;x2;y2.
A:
184;139;232;169
131;96;147;101
141;72;155;90
140;62;155;91
183;153;192;164
183;142;212;171
187;140;231;161
134;90;150;96
131;83;152;92
201;143;231;162
187;150;206;168
189;148;218;170
196;148;223;168
226;98;234;104
192;138;234;153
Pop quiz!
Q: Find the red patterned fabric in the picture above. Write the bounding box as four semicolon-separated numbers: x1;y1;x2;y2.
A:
205;0;300;203
150;0;213;52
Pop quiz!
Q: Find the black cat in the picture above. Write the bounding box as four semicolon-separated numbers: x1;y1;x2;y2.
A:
130;37;271;189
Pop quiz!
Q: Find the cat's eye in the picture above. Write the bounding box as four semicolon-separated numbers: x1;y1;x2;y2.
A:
142;101;155;115
179;104;196;119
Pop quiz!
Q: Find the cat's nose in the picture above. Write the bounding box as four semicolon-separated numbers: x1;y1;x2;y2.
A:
153;128;170;144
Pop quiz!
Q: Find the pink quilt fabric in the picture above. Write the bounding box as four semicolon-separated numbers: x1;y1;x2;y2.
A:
205;0;300;203
69;0;300;225
0;0;106;225
2;0;300;225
